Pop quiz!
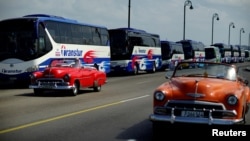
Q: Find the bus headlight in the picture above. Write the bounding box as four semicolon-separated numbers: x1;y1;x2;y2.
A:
30;73;37;83
30;74;36;80
26;66;39;72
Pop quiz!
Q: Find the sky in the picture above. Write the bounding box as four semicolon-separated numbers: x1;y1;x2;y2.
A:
1;0;250;46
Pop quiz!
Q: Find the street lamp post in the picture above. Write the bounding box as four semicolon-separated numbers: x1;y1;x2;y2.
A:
128;0;131;28
228;22;235;46
239;28;245;47
249;33;250;46
183;0;193;40
211;13;219;45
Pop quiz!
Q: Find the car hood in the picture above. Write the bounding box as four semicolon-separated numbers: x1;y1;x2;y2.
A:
42;67;78;78
162;77;241;101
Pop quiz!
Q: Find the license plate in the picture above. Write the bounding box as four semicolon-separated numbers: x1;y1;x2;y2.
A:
9;77;17;80
181;111;204;117
41;85;54;89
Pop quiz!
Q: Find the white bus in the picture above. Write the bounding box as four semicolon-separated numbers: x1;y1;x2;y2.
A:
205;46;221;63
160;40;184;70
109;28;162;75
177;40;205;68
211;43;232;63
0;14;110;85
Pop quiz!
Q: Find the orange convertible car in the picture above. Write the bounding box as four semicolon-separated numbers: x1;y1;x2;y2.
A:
149;61;250;126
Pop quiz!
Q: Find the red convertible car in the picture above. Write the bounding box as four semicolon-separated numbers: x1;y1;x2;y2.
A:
149;61;250;127
29;58;107;96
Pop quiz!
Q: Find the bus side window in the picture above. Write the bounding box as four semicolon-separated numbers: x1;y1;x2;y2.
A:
39;37;45;52
100;28;109;46
92;28;101;45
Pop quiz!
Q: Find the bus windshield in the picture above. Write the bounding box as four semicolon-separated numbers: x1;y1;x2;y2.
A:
0;18;52;62
177;40;205;61
205;48;216;59
0;19;38;61
109;30;129;60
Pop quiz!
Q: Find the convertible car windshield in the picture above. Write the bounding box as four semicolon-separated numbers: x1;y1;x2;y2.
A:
172;62;237;81
49;58;82;68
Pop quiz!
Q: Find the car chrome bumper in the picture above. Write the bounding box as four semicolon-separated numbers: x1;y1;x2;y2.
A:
149;114;243;125
29;83;74;90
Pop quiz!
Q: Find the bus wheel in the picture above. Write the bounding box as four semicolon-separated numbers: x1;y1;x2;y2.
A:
94;63;99;70
147;63;156;73
133;64;139;75
152;63;156;73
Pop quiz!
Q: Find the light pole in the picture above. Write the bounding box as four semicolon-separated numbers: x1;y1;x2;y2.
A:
128;0;131;28
239;28;245;47
183;0;193;40
228;22;235;46
211;13;219;45
249;33;250;47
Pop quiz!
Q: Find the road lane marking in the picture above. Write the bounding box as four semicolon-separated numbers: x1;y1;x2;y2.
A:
0;95;150;134
136;81;151;84
121;95;149;102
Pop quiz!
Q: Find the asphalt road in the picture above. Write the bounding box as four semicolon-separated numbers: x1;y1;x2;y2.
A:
0;62;250;141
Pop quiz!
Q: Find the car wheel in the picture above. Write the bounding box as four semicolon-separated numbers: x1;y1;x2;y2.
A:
94;85;101;92
71;81;79;96
93;80;101;92
34;89;43;95
241;106;247;124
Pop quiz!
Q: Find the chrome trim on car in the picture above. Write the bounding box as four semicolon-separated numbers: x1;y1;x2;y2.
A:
29;78;74;90
186;93;205;98
150;100;242;125
149;113;242;125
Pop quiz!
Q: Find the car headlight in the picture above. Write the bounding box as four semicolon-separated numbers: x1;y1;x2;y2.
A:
227;95;238;106
30;74;36;79
154;91;165;101
63;74;70;82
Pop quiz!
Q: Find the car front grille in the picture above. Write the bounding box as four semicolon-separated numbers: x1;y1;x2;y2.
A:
164;100;225;118
36;78;66;86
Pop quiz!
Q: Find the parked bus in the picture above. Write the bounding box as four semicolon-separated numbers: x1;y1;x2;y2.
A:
0;14;110;85
211;43;232;63
204;46;221;63
109;28;161;75
231;45;240;63
245;50;250;62
236;45;246;62
176;39;205;68
160;40;184;70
